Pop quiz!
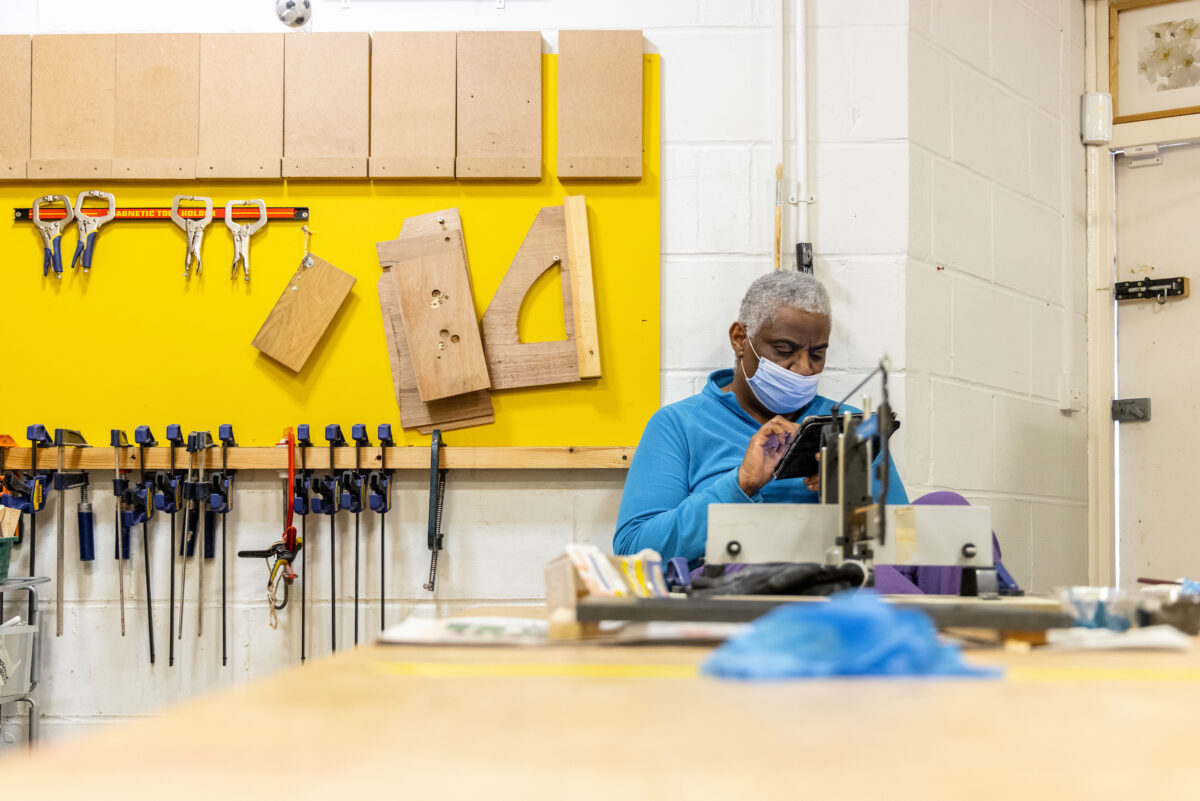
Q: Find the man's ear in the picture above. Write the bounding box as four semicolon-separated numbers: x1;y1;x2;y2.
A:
729;321;747;357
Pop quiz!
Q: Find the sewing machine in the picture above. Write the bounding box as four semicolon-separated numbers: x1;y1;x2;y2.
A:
704;359;1000;597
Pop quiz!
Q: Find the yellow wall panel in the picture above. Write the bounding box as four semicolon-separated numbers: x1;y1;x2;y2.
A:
0;55;660;448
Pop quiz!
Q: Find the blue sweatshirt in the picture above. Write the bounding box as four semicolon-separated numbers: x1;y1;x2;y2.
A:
614;368;908;564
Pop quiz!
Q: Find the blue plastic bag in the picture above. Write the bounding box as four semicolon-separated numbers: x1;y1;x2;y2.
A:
702;591;999;680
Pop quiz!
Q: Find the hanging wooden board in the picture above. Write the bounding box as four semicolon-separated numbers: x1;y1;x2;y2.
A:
198;33;284;179
480;205;580;390
456;31;542;179
557;30;643;179
379;228;491;402
564;195;601;378
377;272;494;433
29;34;115;180
252;254;356;373
370;32;456;179
113;34;200;180
0;36;30;180
283;32;370;178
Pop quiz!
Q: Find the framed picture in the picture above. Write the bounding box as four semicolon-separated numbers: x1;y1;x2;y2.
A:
1112;0;1200;123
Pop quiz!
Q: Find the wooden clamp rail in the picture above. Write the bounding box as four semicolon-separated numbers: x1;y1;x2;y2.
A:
2;446;634;471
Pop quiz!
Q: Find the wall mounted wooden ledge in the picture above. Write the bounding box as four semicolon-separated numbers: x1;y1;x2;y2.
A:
1;446;634;471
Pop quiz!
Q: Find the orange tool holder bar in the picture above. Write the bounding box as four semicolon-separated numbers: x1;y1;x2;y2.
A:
13;206;309;222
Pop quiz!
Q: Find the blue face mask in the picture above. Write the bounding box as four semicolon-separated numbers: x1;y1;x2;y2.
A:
741;339;821;414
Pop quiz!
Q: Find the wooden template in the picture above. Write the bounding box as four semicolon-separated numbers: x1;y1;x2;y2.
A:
557;30;643;179
369;32;456;179
0;36;30;180
480;205;581;390
376;208;493;432
379;229;491;402
378;273;494;434
29;34;115;180
198;33;284;179
283;32;370;178
251;254;356;373
113;34;200;180
456;31;542;179
563;196;600;378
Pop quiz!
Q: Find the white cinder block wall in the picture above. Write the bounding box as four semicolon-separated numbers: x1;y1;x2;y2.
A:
0;0;1088;745
905;0;1088;590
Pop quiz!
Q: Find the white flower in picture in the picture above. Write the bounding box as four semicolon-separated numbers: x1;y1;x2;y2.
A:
1139;17;1200;92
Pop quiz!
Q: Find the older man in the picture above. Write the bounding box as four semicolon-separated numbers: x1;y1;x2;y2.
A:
614;271;1017;595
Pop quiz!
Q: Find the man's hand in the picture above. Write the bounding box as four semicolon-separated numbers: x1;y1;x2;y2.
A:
737;416;799;496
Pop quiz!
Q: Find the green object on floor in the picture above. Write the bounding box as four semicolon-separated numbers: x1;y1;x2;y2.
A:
0;536;17;583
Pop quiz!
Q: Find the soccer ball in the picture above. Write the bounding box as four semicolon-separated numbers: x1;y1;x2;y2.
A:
275;0;312;28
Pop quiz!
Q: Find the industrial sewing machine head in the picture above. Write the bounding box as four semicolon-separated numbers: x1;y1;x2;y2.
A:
705;358;1000;596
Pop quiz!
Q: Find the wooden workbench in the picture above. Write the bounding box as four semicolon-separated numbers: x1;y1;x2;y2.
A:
3;632;1197;798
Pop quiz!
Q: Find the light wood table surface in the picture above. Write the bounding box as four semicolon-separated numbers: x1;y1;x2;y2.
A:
4;623;1198;799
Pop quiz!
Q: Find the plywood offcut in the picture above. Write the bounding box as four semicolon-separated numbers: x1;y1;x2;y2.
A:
252;254;356;373
29;34;115;180
0;36;30;180
283;32;370;178
380;229;491;402
557;30;643;179
113;34;200;180
370;32;456;179
456;31;542;179
480;205;580;390
198;33;284;179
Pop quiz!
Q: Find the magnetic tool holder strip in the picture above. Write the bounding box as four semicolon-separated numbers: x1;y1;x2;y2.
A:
2;446;634;471
13;206;310;222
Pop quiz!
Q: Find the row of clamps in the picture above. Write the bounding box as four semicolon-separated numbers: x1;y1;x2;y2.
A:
32;191;115;277
169;196;268;281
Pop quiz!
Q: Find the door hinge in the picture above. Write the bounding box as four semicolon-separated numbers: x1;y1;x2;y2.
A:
1112;398;1151;423
1115;276;1189;303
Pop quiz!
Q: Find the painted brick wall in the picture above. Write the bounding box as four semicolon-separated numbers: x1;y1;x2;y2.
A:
0;0;1088;745
906;0;1088;590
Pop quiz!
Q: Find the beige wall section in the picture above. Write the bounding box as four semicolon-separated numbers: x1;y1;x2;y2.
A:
113;34;200;180
198;33;284;179
0;36;31;179
906;0;1089;591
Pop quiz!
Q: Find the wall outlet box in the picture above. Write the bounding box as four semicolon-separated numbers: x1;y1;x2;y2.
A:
1081;92;1113;145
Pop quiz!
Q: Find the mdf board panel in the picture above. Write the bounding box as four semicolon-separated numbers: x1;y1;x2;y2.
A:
557;30;642;179
198;33;283;179
29;34;114;180
113;34;200;180
0;36;30;180
370;32;456;179
284;32;369;178
385;229;491;401
252;254;356;372
456;31;541;179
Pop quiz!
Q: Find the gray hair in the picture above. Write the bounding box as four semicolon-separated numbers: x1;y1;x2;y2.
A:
738;271;831;337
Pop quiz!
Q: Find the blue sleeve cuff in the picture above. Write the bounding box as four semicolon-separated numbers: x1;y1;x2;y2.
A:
713;467;764;504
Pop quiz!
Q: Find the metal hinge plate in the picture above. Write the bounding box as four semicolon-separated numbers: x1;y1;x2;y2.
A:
1112;398;1151;423
1115;276;1189;303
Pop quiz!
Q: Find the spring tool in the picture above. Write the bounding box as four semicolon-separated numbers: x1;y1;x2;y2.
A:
423;430;447;593
153;425;184;665
294;425;312;663
211;425;236;667
53;429;89;637
110;430;132;636
71;190;116;272
33;195;74;278
225;199;267;281
169;195;213;277
132;427;158;664
368;424;394;631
